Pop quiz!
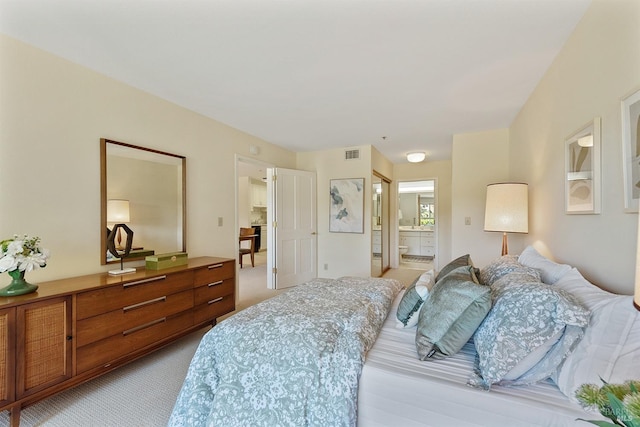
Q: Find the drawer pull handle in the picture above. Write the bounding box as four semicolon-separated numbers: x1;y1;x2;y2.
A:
123;275;167;288
123;317;166;336
123;296;167;312
208;264;224;270
208;297;224;305
208;280;224;288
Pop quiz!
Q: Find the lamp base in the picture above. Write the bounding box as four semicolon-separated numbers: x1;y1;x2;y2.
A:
501;232;509;256
108;267;137;276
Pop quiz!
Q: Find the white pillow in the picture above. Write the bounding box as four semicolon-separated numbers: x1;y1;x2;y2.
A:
553;268;615;310
552;269;640;402
518;245;571;285
395;270;435;329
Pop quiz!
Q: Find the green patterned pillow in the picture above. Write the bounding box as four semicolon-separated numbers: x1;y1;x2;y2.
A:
479;255;540;286
435;254;475;282
415;265;491;359
396;270;435;328
468;275;589;390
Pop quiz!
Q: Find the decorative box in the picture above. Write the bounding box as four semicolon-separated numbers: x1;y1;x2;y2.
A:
145;252;188;270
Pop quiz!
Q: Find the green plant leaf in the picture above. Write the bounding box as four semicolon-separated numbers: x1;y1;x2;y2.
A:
576;418;619;427
607;392;636;427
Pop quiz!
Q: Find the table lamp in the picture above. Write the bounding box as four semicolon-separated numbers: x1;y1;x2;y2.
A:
484;183;528;256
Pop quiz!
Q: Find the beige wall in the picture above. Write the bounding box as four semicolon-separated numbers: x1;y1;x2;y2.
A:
509;0;640;294
297;146;374;278
393;160;452;270
451;129;513;268
0;34;296;285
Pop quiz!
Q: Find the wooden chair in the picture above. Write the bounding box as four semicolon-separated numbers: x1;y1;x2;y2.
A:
239;227;257;268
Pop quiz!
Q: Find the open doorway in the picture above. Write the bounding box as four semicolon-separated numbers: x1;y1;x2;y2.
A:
236;157;283;311
397;180;437;272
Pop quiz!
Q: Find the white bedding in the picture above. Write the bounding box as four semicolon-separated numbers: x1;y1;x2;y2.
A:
357;292;596;427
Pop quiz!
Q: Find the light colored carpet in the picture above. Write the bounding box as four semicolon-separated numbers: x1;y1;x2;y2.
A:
0;328;208;427
382;266;427;287
0;254;423;426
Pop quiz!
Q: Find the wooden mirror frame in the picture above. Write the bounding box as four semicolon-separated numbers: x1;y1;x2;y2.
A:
100;138;187;265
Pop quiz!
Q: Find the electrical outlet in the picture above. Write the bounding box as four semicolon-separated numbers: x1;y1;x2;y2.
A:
324;263;328;270
218;217;223;226
465;217;471;225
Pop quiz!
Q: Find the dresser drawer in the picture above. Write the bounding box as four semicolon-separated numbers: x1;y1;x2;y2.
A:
194;278;234;306
76;271;194;320
76;310;194;374
193;294;235;325
76;289;194;347
193;261;234;288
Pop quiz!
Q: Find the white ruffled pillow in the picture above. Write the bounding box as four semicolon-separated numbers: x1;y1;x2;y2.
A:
518;245;571;285
552;268;640;402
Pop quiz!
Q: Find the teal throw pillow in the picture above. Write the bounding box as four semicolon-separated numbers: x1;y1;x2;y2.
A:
415;265;491;359
435;254;476;282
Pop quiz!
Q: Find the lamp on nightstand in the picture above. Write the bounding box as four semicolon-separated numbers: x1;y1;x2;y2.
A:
484;183;529;256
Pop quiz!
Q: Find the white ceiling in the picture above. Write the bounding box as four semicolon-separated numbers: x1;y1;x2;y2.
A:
0;0;590;164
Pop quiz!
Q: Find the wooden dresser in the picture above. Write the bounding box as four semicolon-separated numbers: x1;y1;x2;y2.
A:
0;256;235;427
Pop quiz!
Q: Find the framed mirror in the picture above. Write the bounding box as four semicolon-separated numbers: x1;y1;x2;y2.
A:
100;138;186;265
564;118;601;214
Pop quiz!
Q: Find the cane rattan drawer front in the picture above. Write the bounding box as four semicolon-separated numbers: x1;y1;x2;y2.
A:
16;297;72;398
0;308;15;407
76;310;194;374
194;293;235;325
76;289;194;348
194;278;234;306
76;270;194;320
193;261;234;288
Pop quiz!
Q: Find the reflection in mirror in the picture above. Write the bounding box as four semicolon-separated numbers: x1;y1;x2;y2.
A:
398;180;435;228
564;118;600;214
371;172;390;277
100;139;186;265
398;180;436;269
371;178;382;277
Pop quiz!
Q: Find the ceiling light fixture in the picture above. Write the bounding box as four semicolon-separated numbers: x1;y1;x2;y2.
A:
406;152;426;163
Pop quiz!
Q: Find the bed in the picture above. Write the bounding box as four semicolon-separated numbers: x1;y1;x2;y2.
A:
169;246;640;427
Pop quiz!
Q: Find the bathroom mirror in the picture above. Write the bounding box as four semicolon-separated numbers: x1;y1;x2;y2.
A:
100;138;186;265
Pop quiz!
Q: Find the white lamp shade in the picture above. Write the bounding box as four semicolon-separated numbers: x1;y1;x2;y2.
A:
107;199;130;223
484;183;528;233
406;152;426;163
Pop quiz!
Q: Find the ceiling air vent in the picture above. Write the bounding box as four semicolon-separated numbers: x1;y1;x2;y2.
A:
344;149;360;160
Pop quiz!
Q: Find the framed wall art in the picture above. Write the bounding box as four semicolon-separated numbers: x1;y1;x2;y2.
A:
622;88;640;212
565;117;601;214
329;178;364;233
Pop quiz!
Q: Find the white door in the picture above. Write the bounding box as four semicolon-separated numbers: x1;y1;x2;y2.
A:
267;168;317;289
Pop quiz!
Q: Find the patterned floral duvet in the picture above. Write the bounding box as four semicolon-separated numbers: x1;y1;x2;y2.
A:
168;276;402;427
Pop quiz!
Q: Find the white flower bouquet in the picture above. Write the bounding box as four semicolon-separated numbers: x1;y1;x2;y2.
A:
0;235;50;273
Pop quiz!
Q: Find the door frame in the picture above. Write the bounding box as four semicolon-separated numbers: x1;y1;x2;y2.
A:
394;178;439;270
234;155;275;293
